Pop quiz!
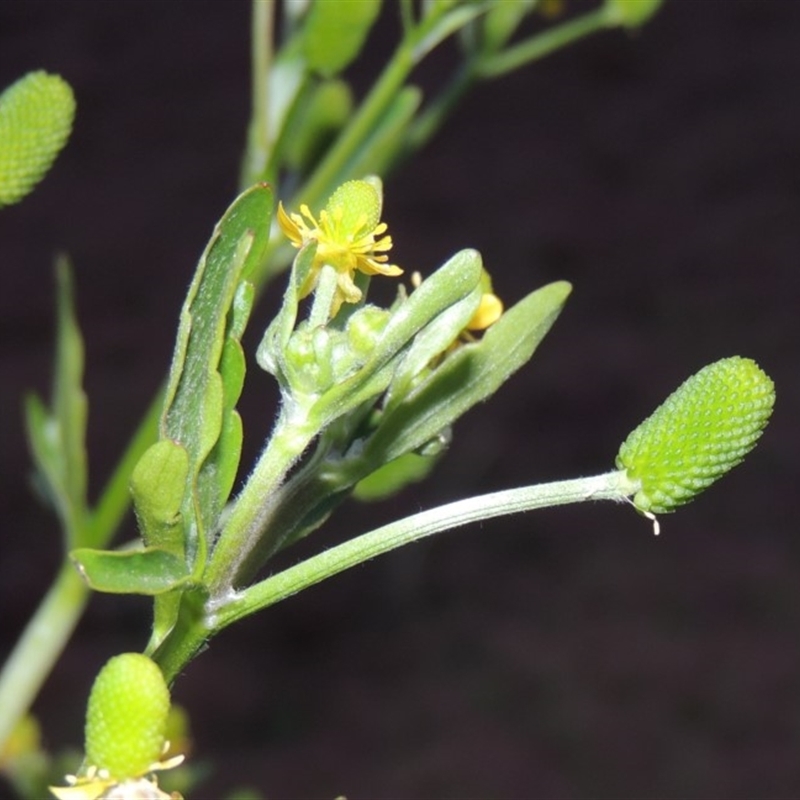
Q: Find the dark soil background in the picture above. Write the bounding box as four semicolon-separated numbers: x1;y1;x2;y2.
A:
1;1;799;798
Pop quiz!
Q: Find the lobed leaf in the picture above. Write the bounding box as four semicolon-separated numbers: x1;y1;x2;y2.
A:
159;184;272;558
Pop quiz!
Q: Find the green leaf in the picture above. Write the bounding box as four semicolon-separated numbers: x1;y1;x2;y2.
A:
362;280;571;466
383;254;483;411
70;547;191;595
302;0;382;77
53;258;87;509
480;0;536;53
24;393;66;518
129;439;191;650
23;258;88;547
309;248;484;427
130;440;189;554
353;451;438;501
256;241;316;381
160;184;273;559
412;2;491;61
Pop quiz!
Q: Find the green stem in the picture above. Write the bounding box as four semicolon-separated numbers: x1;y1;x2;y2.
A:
240;0;274;189
307;264;339;327
293;40;416;212
0;393;160;750
151;588;211;686
210;471;639;630
203;415;318;596
0;562;88;750
476;8;611;78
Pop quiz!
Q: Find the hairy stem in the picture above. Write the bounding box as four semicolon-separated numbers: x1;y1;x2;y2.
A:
211;471;640;630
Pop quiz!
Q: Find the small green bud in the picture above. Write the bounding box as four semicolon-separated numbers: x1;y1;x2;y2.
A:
605;0;663;29
84;653;170;780
284;322;336;395
0;71;76;206
616;357;775;515
346;304;391;357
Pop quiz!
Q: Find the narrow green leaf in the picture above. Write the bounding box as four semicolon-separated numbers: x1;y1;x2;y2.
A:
384;253;483;409
310;248;484;427
22;259;88;547
53;257;88;516
363;281;571;465
208;280;253;507
211;336;247;508
412;3;491;61
24;393;67;519
302;0;382;77
480;0;536;53
70;547;191;595
160;184;273;557
256;241;316;379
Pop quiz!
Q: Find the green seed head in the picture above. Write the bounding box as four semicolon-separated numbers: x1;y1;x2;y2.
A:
0;71;76;206
616;357;775;515
324;179;382;235
84;653;170;780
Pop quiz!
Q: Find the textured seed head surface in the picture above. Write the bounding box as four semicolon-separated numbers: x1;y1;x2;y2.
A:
616;357;775;514
0;71;75;206
84;653;170;780
325;179;381;232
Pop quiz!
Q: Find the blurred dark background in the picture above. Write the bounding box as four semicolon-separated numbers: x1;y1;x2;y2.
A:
1;1;799;798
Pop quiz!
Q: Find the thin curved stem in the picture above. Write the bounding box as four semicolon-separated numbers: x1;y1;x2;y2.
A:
211;471;639;630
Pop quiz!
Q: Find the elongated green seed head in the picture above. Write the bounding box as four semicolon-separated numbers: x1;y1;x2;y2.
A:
84;653;170;780
325;179;382;233
0;71;76;206
616;356;775;515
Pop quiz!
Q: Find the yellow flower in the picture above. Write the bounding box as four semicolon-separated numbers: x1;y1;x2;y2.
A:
465;291;503;332
49;753;184;800
50;742;184;800
277;179;402;314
